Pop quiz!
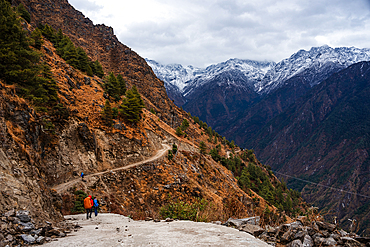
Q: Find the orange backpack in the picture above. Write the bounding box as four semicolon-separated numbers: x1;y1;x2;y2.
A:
84;197;92;209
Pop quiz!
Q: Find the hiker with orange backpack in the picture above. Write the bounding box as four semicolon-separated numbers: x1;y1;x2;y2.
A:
84;195;93;219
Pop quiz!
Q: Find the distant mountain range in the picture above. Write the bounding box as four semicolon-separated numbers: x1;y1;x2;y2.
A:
148;45;370;101
147;46;370;234
147;45;370;144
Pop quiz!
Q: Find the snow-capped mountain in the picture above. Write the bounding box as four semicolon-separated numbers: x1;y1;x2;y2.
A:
146;58;275;101
256;45;370;94
146;59;202;93
182;59;275;98
147;46;370;98
147;45;370;144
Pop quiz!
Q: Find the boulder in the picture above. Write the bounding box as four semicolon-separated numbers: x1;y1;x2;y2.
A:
16;210;31;223
225;217;260;228
114;123;126;130
19;222;35;232
288;221;303;229
46;228;61;237
259;231;276;243
84;77;91;85
5;234;13;242
281;228;295;244
339;229;349;237
288;239;303;247
316;221;336;232
30;228;42;236
314;237;337;246
294;230;307;240
4;209;15;218
302;234;314;247
306;227;316;237
36;236;46;244
65;75;75;88
239;223;264;237
21;234;36;244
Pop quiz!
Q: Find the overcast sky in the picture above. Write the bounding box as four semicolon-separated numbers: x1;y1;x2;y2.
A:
68;0;370;67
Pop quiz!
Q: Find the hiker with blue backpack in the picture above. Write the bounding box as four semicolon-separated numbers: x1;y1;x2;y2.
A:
93;197;99;216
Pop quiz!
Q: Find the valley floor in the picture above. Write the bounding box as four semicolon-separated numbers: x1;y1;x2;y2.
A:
43;214;269;246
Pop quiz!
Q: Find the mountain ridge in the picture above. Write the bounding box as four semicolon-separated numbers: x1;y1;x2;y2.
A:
251;61;370;235
148;45;370;98
148;45;370;147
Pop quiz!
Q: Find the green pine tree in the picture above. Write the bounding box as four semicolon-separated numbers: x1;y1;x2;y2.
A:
54;28;64;46
63;41;79;68
39;24;56;43
117;74;126;96
31;28;43;50
168;150;173;160
181;119;189;131
105;72;119;100
86;64;93;76
120;87;144;124
76;47;90;72
17;3;30;23
172;143;178;154
94;60;104;78
199;141;206;154
175;127;183;136
101;100;113;127
0;0;40;84
131;85;145;108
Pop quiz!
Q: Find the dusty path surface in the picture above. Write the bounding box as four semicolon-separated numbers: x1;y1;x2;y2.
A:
44;213;269;247
53;144;171;193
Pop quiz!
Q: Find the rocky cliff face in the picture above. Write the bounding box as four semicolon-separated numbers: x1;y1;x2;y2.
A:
0;83;63;225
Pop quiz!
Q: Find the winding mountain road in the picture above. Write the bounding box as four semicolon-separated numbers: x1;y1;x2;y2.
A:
53;144;171;194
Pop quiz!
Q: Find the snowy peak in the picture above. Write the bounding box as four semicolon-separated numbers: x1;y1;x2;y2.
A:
146;58;275;94
256;45;370;94
146;59;202;92
147;46;370;98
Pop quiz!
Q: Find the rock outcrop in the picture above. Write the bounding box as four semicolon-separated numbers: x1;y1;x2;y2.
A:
227;216;370;247
0;209;73;246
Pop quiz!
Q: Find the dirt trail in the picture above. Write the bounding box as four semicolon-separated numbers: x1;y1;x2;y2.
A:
43;214;270;247
53;144;171;194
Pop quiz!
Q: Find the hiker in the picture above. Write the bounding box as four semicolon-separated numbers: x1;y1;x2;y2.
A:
80;172;84;180
93;197;99;217
84;195;93;219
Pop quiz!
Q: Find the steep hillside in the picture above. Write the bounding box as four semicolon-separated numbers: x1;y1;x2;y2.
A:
225;75;312;145
251;61;370;235
13;0;178;126
182;71;260;129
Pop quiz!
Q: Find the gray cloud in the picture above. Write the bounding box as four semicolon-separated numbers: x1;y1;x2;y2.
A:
69;0;103;11
69;0;370;67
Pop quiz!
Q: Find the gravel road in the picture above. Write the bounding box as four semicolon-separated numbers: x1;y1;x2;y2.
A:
43;213;270;247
